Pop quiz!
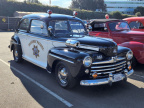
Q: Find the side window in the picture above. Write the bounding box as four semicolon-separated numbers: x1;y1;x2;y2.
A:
92;23;107;31
55;21;68;30
19;19;29;31
49;20;69;34
69;21;85;33
30;20;48;36
119;23;128;28
129;21;144;29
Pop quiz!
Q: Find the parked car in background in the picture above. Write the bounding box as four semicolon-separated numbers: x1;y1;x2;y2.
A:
9;11;134;88
89;19;144;66
123;17;144;31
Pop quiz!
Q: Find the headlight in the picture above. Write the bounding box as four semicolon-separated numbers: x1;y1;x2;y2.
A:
126;51;133;60
83;56;92;67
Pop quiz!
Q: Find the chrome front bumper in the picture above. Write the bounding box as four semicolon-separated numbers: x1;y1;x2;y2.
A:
80;69;134;86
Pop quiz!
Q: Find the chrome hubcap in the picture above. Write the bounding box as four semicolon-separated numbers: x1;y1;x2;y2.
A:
14;50;18;60
58;67;68;84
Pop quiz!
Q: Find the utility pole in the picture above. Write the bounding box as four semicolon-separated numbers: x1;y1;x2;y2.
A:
49;0;51;5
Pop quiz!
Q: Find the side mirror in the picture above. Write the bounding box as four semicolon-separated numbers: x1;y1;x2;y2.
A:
104;27;108;31
48;26;53;31
48;26;53;36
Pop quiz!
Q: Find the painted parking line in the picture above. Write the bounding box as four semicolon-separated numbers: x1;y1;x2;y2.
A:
0;59;73;108
133;74;144;79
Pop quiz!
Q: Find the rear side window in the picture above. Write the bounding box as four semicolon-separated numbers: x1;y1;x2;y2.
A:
92;23;107;31
129;21;143;29
19;19;29;31
30;20;48;36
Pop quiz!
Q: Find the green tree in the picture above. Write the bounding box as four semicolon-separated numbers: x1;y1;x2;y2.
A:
135;12;141;17
134;6;144;16
26;0;40;4
70;0;106;12
110;11;122;19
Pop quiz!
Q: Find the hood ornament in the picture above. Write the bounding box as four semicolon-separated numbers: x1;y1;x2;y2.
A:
66;39;80;48
113;49;117;54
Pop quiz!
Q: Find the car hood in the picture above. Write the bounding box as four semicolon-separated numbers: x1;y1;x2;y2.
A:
53;35;117;56
58;36;116;47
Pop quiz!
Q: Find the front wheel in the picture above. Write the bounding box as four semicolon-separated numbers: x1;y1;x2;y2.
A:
13;45;23;63
132;56;137;68
55;62;77;88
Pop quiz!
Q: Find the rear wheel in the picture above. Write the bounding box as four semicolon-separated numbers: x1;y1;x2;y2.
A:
55;61;77;88
13;45;23;63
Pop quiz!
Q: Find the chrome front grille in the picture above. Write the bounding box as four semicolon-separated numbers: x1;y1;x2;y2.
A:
90;57;126;76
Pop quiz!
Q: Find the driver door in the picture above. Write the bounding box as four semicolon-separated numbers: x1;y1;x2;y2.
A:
23;20;53;69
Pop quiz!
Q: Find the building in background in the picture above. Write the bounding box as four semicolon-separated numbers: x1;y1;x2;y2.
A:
105;0;144;15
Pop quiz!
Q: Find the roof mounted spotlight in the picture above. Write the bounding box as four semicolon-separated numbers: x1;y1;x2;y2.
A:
47;10;52;17
73;11;78;18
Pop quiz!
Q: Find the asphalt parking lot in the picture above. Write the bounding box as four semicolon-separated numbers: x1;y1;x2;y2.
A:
0;32;144;108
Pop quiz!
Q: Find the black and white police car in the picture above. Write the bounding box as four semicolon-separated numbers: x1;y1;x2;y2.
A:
9;10;134;88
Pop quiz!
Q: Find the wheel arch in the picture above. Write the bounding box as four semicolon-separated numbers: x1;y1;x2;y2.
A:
51;60;61;74
10;35;21;51
47;48;88;77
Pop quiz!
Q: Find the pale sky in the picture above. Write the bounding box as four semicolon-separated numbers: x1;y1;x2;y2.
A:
18;0;72;8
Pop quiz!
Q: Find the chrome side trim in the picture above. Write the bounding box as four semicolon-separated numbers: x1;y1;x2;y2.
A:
80;44;99;51
92;57;126;65
46;70;51;74
49;54;74;64
91;64;126;72
91;61;126;69
80;69;134;86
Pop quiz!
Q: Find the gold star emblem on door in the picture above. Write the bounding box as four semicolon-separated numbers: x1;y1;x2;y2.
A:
32;45;40;58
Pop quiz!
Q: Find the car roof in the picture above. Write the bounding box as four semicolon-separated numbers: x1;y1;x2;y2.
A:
22;13;82;21
123;17;144;21
90;19;121;23
90;19;124;25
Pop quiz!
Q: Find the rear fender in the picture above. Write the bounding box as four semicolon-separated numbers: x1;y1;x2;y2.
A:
10;35;21;51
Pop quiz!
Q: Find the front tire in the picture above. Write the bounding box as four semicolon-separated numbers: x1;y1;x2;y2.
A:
13;45;23;63
55;62;77;88
132;56;137;68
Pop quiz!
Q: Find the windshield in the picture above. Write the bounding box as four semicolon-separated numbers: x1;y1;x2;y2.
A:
109;22;130;31
49;20;87;37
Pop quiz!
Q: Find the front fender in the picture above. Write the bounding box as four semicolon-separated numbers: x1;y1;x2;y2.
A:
47;47;89;78
10;34;21;51
117;46;131;57
119;41;144;64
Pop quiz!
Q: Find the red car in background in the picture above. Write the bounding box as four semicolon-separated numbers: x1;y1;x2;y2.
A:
89;19;144;66
123;17;144;31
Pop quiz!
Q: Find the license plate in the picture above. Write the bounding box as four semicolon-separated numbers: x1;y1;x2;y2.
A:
113;74;123;82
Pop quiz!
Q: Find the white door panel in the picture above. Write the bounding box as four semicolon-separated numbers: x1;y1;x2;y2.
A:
25;34;54;69
17;32;29;57
18;32;54;69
